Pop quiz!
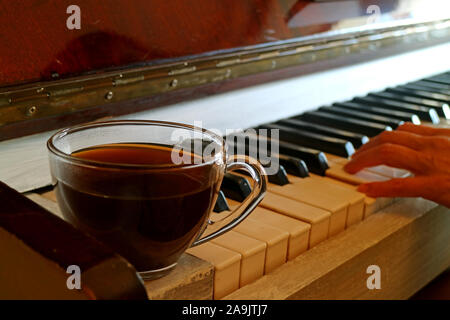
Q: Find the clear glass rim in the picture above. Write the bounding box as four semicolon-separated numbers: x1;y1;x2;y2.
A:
47;120;225;171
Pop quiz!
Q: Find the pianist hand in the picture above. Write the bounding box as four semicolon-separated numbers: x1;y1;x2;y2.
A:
344;123;450;208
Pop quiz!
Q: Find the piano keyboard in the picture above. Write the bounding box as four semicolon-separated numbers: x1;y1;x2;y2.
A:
185;70;450;299
25;70;449;300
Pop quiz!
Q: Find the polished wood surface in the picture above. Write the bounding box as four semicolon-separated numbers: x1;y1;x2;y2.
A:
0;0;444;87
0;181;148;299
28;191;215;300
1;0;449;142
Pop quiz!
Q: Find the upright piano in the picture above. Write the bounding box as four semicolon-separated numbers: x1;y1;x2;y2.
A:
1;0;450;299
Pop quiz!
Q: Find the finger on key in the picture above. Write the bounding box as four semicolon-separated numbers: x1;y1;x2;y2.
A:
353;130;424;155
358;176;450;208
357;176;428;198
353;130;450;161
344;144;431;175
397;122;450;137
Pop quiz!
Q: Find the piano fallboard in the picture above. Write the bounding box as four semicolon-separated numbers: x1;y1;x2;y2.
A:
1;1;449;141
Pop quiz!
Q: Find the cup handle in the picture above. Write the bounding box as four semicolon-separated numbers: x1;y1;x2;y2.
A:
190;155;267;247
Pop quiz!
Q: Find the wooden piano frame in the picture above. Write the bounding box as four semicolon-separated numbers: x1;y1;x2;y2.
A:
2;18;450;142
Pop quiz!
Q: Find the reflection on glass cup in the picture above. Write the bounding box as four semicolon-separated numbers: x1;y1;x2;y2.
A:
47;120;266;279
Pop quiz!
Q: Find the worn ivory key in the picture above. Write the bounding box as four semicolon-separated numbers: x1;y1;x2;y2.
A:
228;199;310;260
365;165;411;179
260;192;330;247
289;174;365;227
249;207;310;260
233;217;289;274
317;175;394;218
323;154;396;217
211;230;266;287
324;153;391;185
230;171;351;234
186;242;240;299
300;175;365;227
326;162;390;185
268;177;362;236
324;153;348;165
325;153;410;179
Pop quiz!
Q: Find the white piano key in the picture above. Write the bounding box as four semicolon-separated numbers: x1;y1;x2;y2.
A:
260;192;330;248
228;199;311;261
233;217;289;274
186;242;241;299
211;231;266;287
365;165;411;179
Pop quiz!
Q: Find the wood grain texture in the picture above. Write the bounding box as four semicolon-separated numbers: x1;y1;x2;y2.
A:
0;182;148;299
411;267;450;299
0;0;287;86
2;27;450;142
225;198;450;299
0;0;435;87
26;193;62;219
145;253;214;300
27;192;214;300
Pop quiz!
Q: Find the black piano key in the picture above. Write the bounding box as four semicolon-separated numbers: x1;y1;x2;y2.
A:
353;96;440;123
399;83;450;96
277;154;309;178
221;173;252;202
411;80;450;92
424;75;450;86
228;132;329;176
277;141;329;176
238;161;290;186
333;102;421;124
295;111;392;137
370;91;450;119
225;136;291;185
265;164;290;186
259;123;355;158
213;190;230;213
278;118;368;148
230;138;309;178
388;87;450;119
238;157;291;186
390;86;450;104
227;167;290;192
318;105;403;129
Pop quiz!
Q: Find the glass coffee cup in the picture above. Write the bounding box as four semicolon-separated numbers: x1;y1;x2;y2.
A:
47;120;266;279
